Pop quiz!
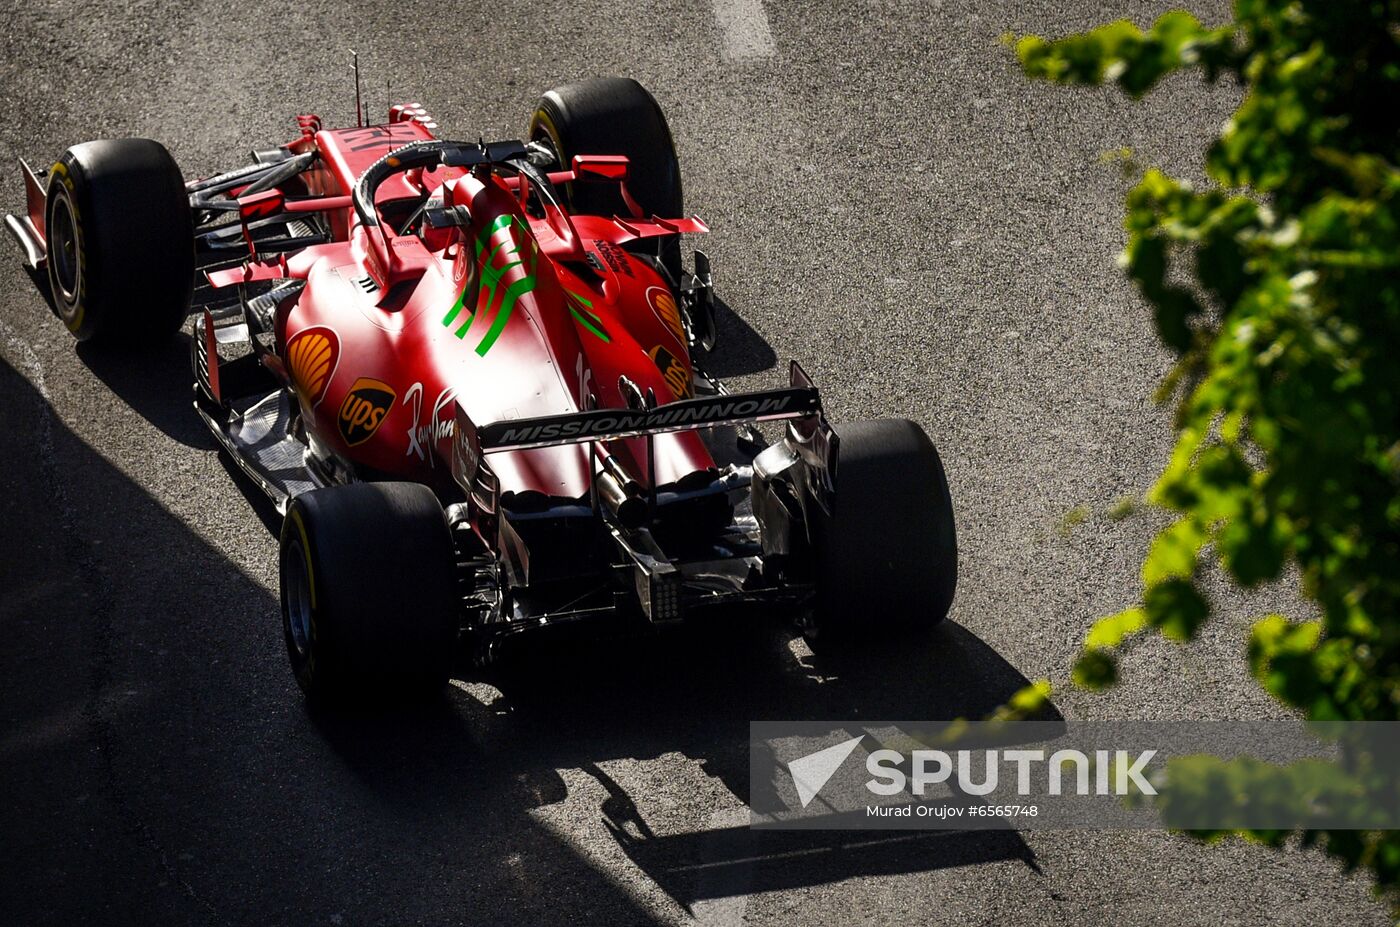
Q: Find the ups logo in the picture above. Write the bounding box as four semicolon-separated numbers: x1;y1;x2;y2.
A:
648;345;692;400
338;377;396;446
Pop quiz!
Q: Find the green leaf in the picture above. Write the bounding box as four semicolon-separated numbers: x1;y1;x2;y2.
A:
1144;578;1210;641
986;679;1055;722
1143;519;1208;587
1085;608;1148;650
1072;649;1119;690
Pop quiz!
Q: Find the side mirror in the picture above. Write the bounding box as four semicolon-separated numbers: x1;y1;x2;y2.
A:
236;189;284;256
237;188;284;222
571;154;629;181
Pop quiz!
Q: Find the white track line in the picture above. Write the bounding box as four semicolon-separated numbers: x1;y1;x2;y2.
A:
713;0;777;63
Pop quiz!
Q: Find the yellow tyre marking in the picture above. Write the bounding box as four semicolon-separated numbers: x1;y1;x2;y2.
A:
287;506;317;610
48;161;86;335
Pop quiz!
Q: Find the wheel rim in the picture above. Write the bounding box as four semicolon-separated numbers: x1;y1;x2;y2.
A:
528;115;563;168
49;194;80;304
528;118;572;206
284;540;313;658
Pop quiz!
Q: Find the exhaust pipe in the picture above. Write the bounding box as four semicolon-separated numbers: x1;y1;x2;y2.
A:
596;469;648;529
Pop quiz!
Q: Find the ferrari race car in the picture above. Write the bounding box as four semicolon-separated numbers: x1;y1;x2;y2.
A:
6;78;958;702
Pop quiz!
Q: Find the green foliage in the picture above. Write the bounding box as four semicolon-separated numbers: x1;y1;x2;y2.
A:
1056;504;1093;537
1071;647;1118;690
1015;0;1400;904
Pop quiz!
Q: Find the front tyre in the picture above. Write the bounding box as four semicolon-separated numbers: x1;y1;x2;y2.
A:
280;482;460;705
804;419;958;652
45;138;194;343
529;77;684;284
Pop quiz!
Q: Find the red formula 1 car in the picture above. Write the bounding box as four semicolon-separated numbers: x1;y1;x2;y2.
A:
6;78;957;702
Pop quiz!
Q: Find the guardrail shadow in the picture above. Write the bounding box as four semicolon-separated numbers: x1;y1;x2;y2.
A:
595;788;1036;913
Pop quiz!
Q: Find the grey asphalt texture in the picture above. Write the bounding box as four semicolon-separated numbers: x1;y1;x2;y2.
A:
0;1;1389;925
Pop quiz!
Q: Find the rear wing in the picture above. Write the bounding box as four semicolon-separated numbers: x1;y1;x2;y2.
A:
451;362;825;507
475;385;820;453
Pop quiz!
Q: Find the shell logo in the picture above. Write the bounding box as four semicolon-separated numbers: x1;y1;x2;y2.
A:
285;326;339;406
646;285;685;350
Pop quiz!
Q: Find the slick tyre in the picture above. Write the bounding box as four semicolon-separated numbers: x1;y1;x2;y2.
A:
804;419;957;652
280;482;459;705
530;77;684;283
45;138;194;343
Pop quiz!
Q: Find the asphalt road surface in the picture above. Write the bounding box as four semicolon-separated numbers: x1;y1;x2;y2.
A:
0;1;1389;925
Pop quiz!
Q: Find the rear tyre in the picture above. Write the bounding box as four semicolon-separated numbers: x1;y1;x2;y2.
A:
45;138;194;343
529;77;684;283
280;482;460;705
803;419;957;652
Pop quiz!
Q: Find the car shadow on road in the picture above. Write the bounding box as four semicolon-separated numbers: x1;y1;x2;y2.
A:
15;265;214;450
0;352;662;926
75;332;217;450
694;294;779;379
2;346;1046;924
316;615;1049;915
